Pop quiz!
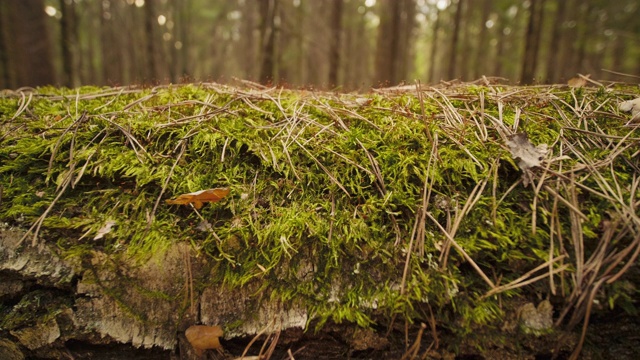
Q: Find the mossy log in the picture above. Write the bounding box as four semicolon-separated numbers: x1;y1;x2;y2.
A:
1;82;639;359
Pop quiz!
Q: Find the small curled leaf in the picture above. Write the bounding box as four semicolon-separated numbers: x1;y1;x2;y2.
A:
185;325;224;356
166;187;230;209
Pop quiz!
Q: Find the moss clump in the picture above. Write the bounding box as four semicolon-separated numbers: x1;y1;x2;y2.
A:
1;83;639;355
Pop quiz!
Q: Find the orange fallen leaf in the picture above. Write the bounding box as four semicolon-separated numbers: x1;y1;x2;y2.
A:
166;187;230;209
567;74;589;88
185;325;223;356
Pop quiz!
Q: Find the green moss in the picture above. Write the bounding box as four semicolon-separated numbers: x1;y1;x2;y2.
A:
2;83;640;352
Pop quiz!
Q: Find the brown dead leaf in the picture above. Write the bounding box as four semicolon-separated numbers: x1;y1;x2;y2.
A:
94;220;116;240
166;187;230;209
506;133;548;186
567;74;590;88
185;325;224;356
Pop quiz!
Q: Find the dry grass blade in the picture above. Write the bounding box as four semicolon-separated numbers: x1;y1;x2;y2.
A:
400;323;426;360
426;211;495;289
123;89;157;110
439;178;488;267
46;112;87;183
400;133;439;294
568;278;607;360
20;113;88;246
10;90;33;121
356;138;387;195
483;256;568;298
293;138;350;196
239;318;281;360
17;169;73;247
148;141;187;226
101;115;150;163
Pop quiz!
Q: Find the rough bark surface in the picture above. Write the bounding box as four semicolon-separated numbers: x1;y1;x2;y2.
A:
0;227;307;359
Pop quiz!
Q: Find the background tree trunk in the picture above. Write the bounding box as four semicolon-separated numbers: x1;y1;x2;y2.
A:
520;0;546;84
428;8;441;83
3;0;56;87
545;0;567;83
459;0;473;80
241;0;258;81
259;0;278;84
474;0;492;78
447;0;463;80
0;1;10;88
0;0;635;89
59;0;78;87
573;2;592;75
144;0;158;82
328;0;343;87
559;0;578;81
374;0;415;86
374;0;396;86
179;0;191;80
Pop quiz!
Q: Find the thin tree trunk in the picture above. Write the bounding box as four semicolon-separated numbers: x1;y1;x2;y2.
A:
610;36;626;81
85;1;101;84
399;0;416;82
428;8;441;83
144;0;157;82
544;0;567;83
520;0;546;84
493;13;506;77
375;0;412;85
296;1;305;85
459;0;473;80
475;0;492;78
559;0;578;81
447;0;463;80
180;0;191;79
100;1;124;85
60;0;78;87
328;0;343;87
345;2;368;90
574;2;591;75
0;1;10;88
374;0;394;85
4;0;56;87
241;0;257;81
259;0;277;84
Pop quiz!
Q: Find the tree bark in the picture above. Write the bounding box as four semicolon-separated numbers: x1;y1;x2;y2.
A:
3;0;56;87
374;0;395;86
447;0;463;80
374;0;414;86
241;0;258;81
459;0;473;80
559;0;578;81
544;0;567;83
0;1;10;88
399;0;416;82
259;0;278;84
328;0;343;87
144;0;158;82
520;0;546;84
493;10;507;78
474;0;492;78
609;36;626;81
180;0;191;80
573;2;592;75
60;0;79;87
428;8;441;83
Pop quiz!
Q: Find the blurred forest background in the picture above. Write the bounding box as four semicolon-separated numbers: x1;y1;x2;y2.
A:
0;0;639;90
